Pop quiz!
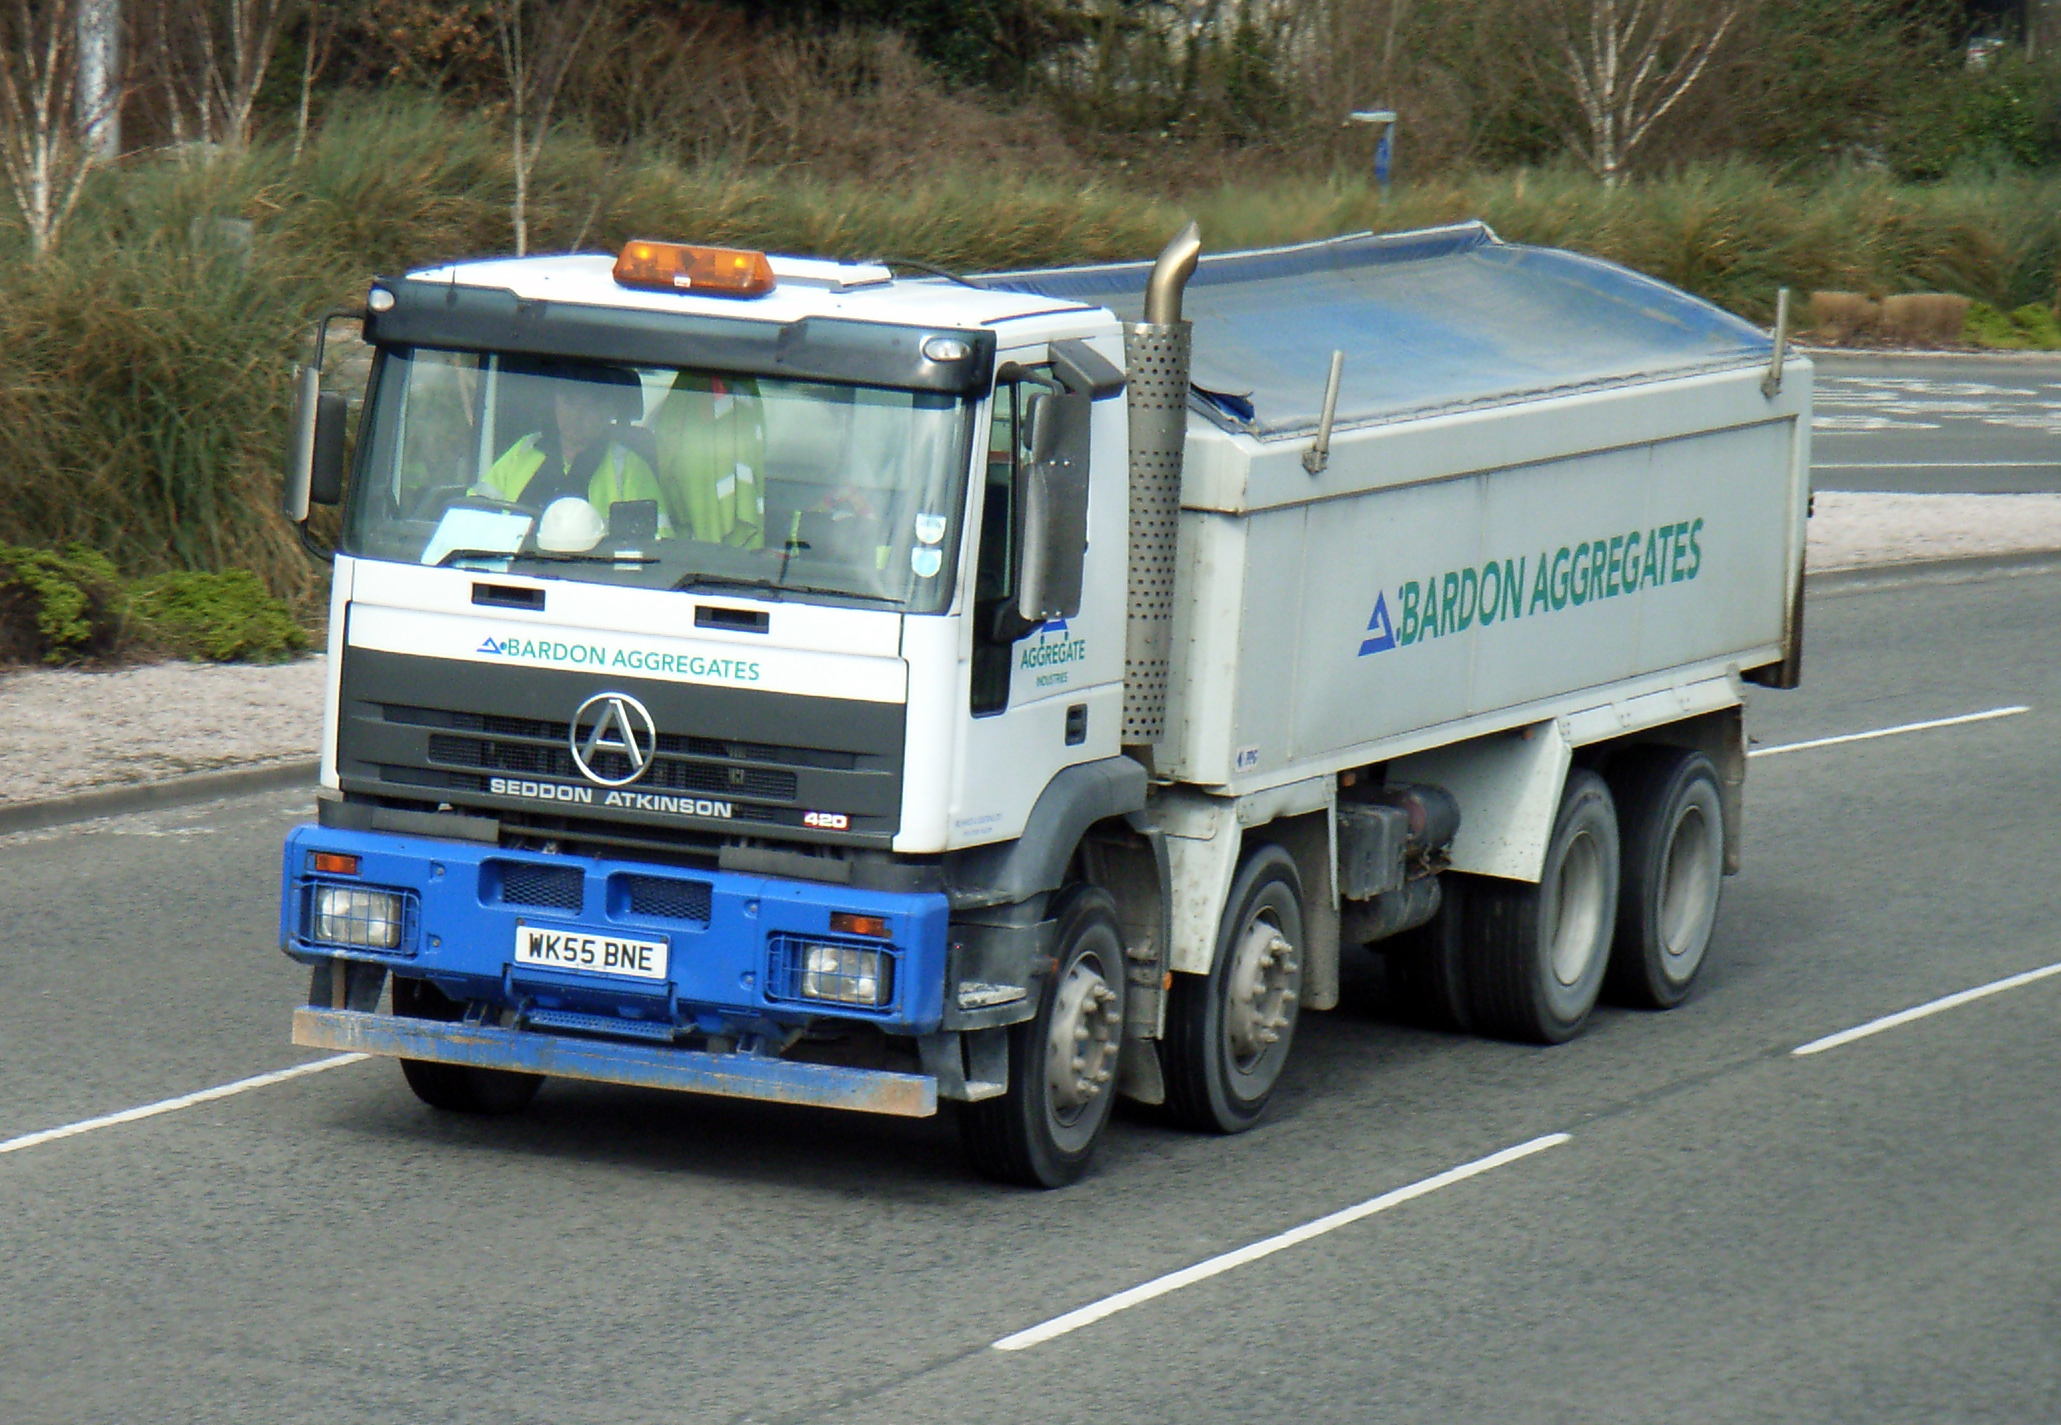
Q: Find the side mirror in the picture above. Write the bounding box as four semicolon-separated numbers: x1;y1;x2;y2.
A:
309;392;350;506
1012;386;1091;627
283;306;365;523
282;364;320;522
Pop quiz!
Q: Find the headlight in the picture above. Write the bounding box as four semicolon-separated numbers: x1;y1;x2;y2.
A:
801;942;892;1007
313;885;405;950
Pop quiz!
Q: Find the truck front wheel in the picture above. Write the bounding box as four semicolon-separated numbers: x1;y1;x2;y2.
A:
1465;770;1619;1044
391;976;544;1115
960;886;1128;1188
1162;844;1305;1134
1604;748;1724;1009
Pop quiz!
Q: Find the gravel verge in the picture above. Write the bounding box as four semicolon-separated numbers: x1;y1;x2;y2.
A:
0;657;325;804
2;488;2058;808
1809;491;2061;571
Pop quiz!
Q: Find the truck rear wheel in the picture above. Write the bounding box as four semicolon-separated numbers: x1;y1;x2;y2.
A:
1465;770;1619;1044
391;976;543;1115
1382;883;1474;1034
1604;748;1724;1009
1162;844;1304;1134
960;886;1128;1188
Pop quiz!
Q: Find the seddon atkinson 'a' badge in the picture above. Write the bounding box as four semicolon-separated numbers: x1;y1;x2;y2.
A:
570;692;658;787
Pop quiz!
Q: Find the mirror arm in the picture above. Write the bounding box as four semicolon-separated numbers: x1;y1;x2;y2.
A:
992;362;1061;394
1048;339;1125;400
297;522;335;564
989;602;1038;645
308;303;366;371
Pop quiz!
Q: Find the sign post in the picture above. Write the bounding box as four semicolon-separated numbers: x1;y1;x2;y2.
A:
1348;110;1398;196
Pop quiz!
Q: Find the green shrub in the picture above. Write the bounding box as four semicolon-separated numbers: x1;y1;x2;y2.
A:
127;569;309;663
1963;300;2061;349
0;545;127;663
2009;303;2061;347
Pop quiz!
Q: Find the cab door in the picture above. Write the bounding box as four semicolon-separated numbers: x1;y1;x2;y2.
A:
948;350;1127;849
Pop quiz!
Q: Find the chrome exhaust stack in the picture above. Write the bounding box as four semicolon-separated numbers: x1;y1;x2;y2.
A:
1121;222;1201;749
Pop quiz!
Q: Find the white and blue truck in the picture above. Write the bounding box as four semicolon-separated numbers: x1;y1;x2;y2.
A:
279;222;1808;1186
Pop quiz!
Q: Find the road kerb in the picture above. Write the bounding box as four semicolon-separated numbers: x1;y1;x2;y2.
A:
1807;547;2061;594
0;759;320;836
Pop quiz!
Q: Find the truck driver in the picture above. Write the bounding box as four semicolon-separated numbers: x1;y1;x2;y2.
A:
475;362;671;534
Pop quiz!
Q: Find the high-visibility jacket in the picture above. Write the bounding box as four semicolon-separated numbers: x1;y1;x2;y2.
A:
651;373;766;548
585;444;671;535
477;433;669;533
477;432;550;502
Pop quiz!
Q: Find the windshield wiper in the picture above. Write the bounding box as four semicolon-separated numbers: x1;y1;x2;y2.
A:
438;548;657;568
673;572;902;606
673;572;786;595
784;584;903;605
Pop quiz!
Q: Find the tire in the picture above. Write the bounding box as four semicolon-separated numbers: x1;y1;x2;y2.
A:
1603;748;1725;1010
1162;844;1305;1134
391;976;544;1116
960;886;1128;1188
1382;880;1474;1034
1465;770;1619;1045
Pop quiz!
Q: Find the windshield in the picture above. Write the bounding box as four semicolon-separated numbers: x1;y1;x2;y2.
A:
342;346;977;611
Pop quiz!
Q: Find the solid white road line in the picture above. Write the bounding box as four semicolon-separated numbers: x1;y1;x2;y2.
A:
1812;460;2061;469
1750;705;2030;759
1794;962;2061;1057
0;1054;369;1158
991;1133;1571;1352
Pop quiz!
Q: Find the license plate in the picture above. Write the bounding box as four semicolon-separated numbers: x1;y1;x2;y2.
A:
512;924;669;981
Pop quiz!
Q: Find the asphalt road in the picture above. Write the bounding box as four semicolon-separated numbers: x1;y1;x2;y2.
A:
3;565;2058;1424
1814;352;2061;492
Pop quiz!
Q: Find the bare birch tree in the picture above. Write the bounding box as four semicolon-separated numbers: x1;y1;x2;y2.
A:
293;2;347;162
1542;0;1742;185
76;0;121;157
156;0;295;152
490;0;605;257
0;0;119;258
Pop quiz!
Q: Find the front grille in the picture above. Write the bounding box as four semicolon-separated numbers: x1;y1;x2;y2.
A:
393;704;852;770
499;861;584;909
623;874;713;924
425;732;799;801
337;652;904;849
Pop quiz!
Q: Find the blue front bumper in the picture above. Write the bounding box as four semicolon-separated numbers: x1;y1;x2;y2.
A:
280;824;950;1040
294;1008;937;1116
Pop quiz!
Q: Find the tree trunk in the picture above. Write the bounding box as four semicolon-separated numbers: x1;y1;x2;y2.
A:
512;127;528;256
74;0;118;158
292;25;314;161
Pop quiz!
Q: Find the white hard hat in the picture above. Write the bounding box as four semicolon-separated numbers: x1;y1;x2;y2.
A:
536;496;606;553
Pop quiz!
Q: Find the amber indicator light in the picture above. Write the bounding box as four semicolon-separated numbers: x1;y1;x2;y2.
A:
311;852;361;876
613;240;776;298
829;912;891;938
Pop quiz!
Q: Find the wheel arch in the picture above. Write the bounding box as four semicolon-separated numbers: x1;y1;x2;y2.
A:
942;756;1148;909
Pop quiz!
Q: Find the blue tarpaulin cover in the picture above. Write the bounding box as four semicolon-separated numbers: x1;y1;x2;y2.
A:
973;222;1774;440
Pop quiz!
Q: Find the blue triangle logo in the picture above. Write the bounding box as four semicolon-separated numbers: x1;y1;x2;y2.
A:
1358;593;1396;655
477;637;502;655
1041;616;1068;635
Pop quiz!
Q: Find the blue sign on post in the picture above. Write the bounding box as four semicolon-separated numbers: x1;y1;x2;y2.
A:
1348;110;1399;197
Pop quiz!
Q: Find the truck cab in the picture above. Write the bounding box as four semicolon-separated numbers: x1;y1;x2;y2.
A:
283;240;1154;1178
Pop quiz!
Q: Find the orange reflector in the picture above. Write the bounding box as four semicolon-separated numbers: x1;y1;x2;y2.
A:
830;912;891;939
311;852;360;876
614;240;776;298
